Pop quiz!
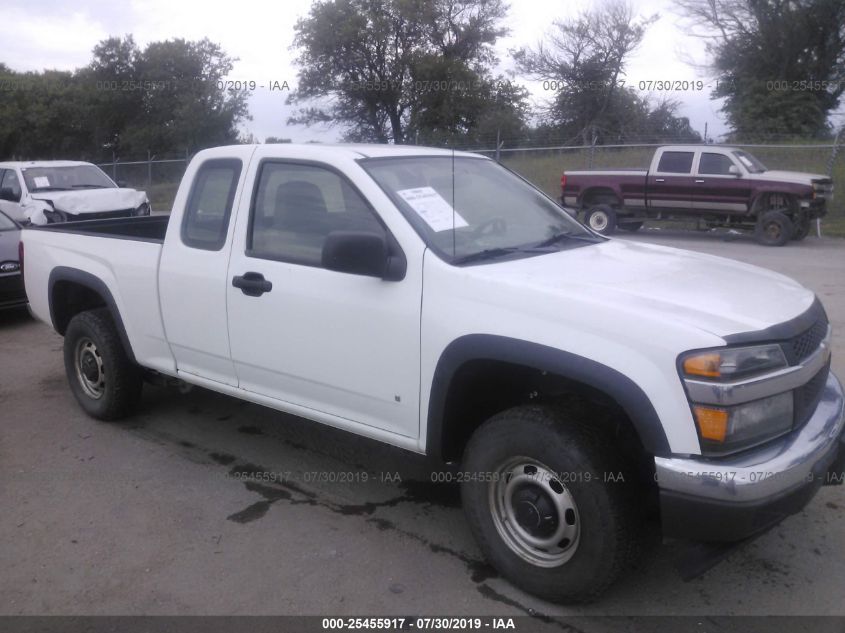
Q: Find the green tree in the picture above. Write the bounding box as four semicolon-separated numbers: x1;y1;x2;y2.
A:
288;0;519;144
0;36;251;160
513;1;667;145
676;0;845;139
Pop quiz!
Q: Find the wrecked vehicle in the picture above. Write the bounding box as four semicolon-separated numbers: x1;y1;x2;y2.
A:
0;161;150;225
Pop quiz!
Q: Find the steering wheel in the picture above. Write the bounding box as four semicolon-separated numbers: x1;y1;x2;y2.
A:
471;217;507;238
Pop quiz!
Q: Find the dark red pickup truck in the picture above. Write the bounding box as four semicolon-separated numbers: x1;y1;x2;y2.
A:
561;145;834;245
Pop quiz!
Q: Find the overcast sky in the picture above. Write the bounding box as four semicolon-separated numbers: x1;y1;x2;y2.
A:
0;0;730;145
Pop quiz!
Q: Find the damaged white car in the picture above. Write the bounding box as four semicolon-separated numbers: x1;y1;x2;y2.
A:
0;161;150;225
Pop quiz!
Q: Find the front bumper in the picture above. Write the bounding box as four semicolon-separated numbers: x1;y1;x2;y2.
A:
656;371;845;542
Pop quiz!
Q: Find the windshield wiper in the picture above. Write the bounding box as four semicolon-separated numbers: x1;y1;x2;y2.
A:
30;187;69;192
533;231;603;248
453;246;554;265
71;184;108;189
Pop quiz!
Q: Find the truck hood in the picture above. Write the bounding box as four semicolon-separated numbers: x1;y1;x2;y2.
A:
751;170;829;186
469;239;815;339
30;188;147;215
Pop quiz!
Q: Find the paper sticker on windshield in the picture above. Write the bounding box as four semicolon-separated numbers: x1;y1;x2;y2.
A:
33;176;50;188
397;186;468;232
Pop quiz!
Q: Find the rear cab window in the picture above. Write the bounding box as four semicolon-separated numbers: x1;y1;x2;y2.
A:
182;159;243;250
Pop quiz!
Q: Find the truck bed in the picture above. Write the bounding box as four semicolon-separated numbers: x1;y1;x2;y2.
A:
32;215;169;243
23;215;174;376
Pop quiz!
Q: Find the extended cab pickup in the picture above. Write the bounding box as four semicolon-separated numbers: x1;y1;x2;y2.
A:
561;145;834;246
22;144;845;603
0;160;150;225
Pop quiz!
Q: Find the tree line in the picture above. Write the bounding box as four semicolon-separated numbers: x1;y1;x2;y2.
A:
1;0;843;161
0;37;249;160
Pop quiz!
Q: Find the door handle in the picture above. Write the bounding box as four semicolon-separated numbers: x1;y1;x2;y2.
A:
695;179;705;183
232;272;272;297
655;178;665;182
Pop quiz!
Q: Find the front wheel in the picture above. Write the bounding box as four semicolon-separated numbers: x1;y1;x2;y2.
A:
755;211;793;246
63;308;142;420
461;405;643;603
792;214;811;241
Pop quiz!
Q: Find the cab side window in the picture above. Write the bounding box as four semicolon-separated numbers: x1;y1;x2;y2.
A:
656;151;694;174
181;159;242;251
698;153;736;176
0;169;22;202
248;162;384;267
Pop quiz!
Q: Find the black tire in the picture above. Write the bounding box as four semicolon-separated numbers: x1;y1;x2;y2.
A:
617;221;644;232
63;308;142;420
461;404;643;604
584;205;617;235
754;211;793;246
792;214;811;241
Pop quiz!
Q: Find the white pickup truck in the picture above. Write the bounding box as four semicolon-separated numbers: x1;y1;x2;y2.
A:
22;143;845;603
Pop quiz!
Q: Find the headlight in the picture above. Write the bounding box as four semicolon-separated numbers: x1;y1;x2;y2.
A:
43;209;67;223
134;202;151;216
680;343;794;455
692;393;793;454
682;344;787;380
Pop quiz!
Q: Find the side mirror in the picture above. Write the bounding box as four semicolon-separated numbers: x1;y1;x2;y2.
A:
321;231;405;280
728;165;741;176
0;187;20;203
116;180;128;188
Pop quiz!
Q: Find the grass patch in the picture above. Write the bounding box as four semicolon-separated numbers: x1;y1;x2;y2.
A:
146;182;180;213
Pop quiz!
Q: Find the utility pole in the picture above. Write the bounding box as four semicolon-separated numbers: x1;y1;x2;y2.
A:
495;128;502;163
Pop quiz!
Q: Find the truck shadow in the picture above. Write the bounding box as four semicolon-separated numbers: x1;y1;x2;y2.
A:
0;305;32;328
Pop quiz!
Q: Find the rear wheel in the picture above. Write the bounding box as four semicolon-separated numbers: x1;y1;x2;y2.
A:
63;308;142;420
584;205;617;235
461;405;643;603
755;211;793;247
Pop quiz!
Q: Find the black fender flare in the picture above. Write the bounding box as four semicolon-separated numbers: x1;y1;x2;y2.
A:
48;266;137;364
425;334;671;459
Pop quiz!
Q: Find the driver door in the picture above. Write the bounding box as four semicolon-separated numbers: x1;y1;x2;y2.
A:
225;159;423;438
0;169;25;223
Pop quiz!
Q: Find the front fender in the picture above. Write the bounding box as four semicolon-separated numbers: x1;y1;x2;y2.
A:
425;334;671;460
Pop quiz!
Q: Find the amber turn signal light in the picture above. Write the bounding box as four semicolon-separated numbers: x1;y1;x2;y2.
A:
693;406;729;443
683;353;722;378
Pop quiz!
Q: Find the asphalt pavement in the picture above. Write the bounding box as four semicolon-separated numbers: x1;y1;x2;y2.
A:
1;229;844;626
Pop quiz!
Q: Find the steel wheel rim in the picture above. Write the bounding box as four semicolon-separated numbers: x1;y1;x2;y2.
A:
765;221;782;241
75;337;105;399
489;457;580;568
588;212;608;232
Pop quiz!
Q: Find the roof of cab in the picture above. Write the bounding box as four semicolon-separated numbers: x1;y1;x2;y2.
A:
201;143;485;160
659;145;740;152
0;160;97;169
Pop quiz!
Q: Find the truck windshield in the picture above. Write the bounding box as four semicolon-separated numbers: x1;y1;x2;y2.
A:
732;150;767;174
361;156;600;264
22;165;116;192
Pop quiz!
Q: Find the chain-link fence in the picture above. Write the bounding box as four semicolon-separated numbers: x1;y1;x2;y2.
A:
96;155;189;214
91;140;844;236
